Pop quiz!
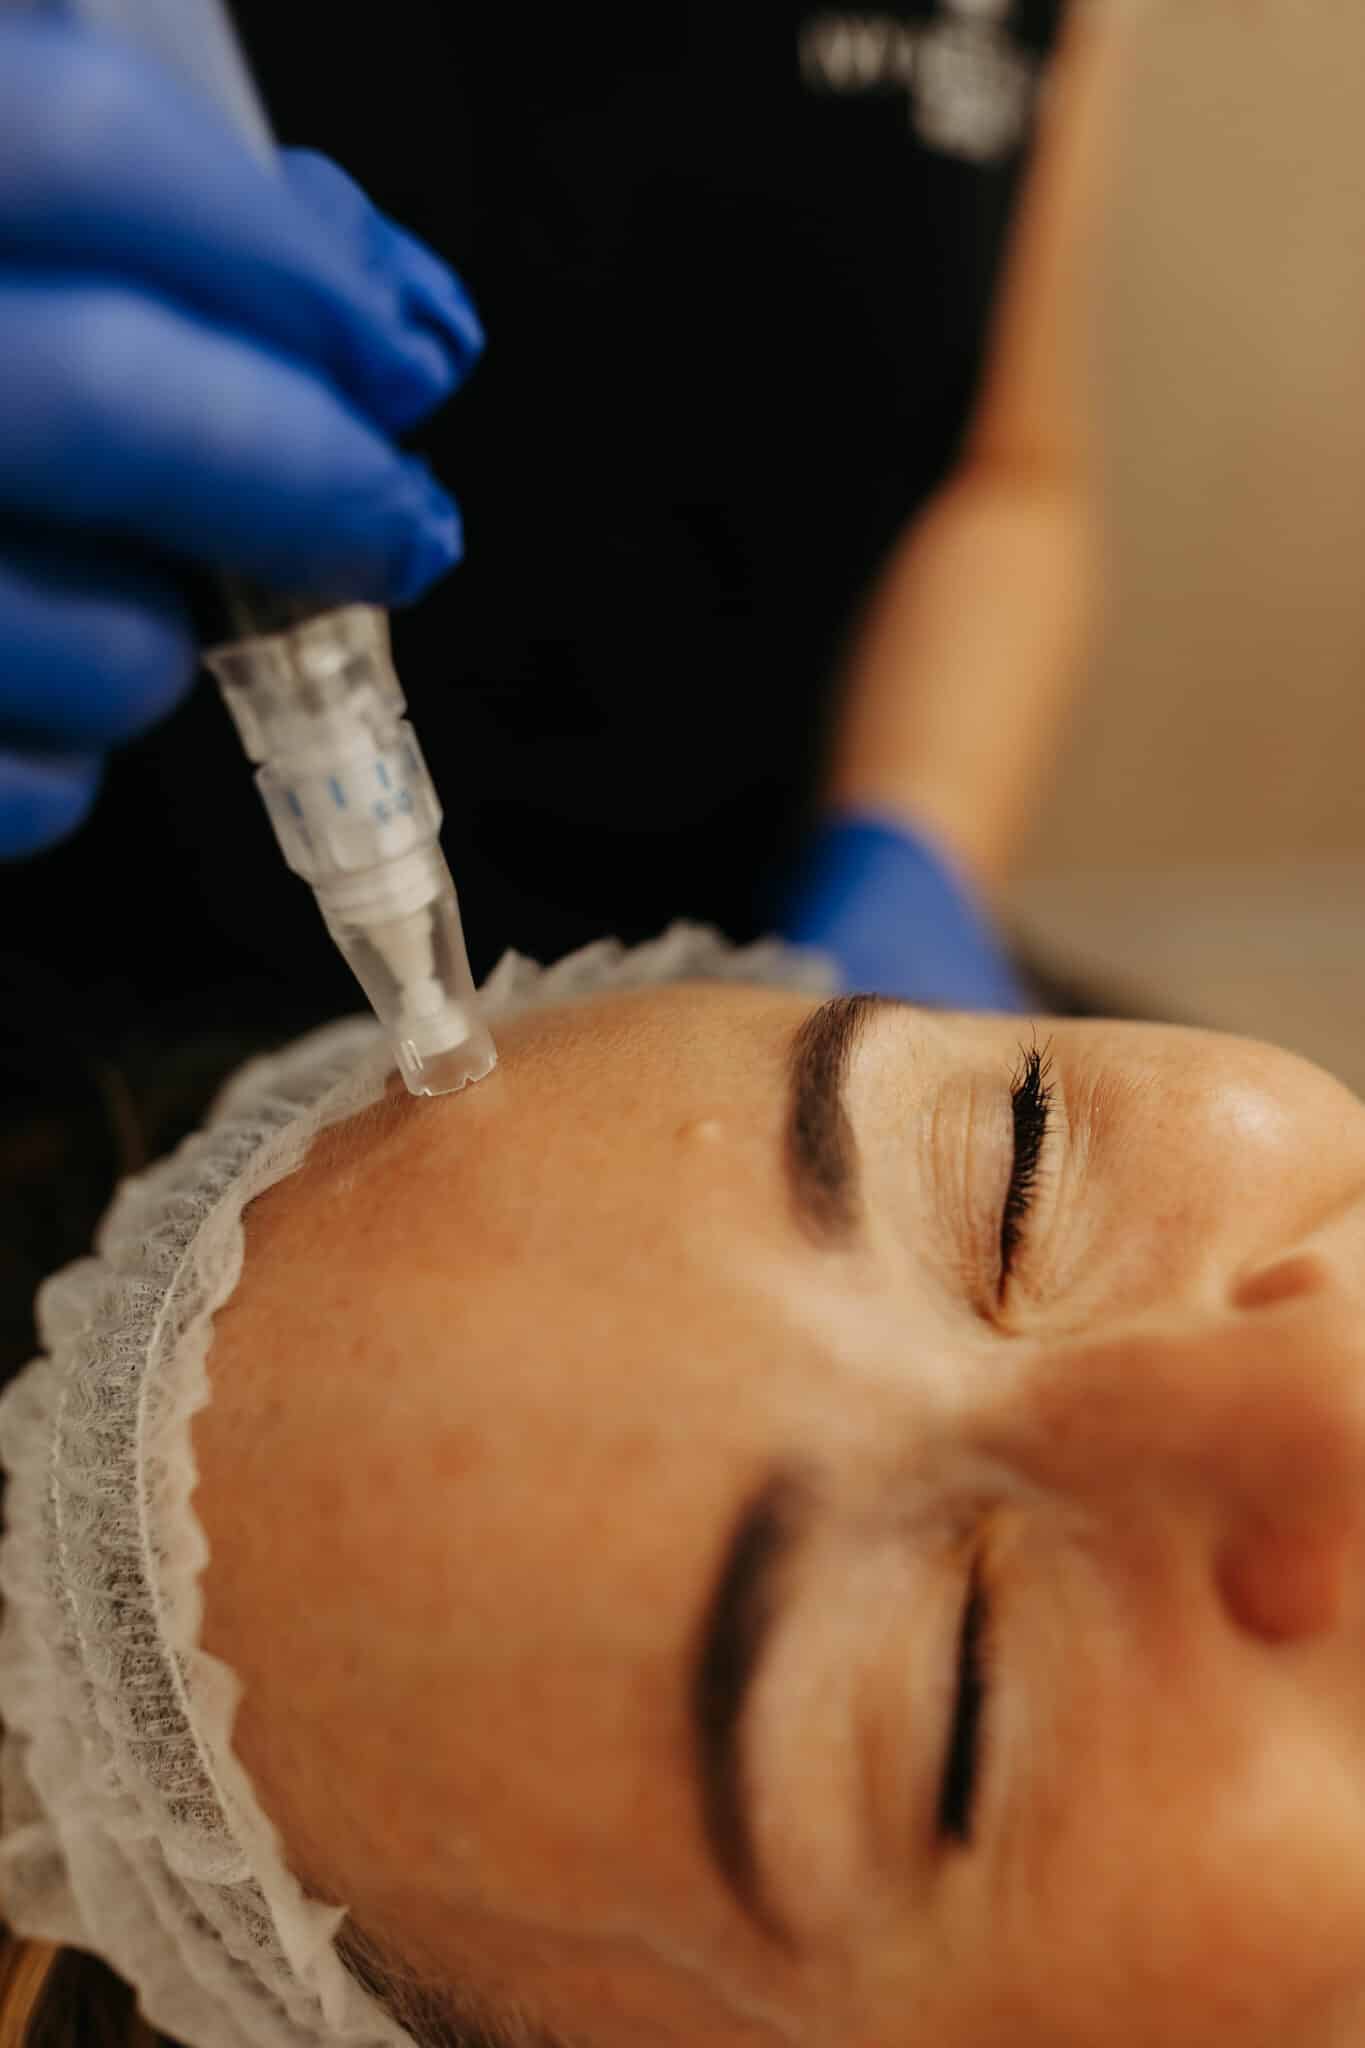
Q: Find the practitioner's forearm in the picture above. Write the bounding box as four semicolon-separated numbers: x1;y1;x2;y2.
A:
819;0;1120;893
822;464;1099;890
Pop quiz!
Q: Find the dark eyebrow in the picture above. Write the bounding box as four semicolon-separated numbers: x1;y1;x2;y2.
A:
689;1470;813;1949
785;993;878;1243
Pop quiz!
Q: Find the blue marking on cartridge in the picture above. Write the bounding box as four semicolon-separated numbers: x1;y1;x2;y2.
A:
286;789;304;819
329;776;347;809
376;759;392;790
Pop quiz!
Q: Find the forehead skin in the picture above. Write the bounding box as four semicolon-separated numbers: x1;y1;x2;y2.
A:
192;984;859;2042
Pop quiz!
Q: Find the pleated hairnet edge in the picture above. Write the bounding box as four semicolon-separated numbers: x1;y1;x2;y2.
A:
0;1023;409;2047
0;925;836;2048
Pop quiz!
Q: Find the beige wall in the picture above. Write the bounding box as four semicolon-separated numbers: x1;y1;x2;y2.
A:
1001;1;1365;1089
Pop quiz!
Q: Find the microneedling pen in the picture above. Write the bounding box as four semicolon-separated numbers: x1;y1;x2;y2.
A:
39;0;496;1098
204;594;495;1099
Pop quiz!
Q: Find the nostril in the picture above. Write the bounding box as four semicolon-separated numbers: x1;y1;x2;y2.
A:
1232;1251;1330;1313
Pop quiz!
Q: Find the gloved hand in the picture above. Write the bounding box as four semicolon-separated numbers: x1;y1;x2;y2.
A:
776;811;1034;1012
0;17;483;858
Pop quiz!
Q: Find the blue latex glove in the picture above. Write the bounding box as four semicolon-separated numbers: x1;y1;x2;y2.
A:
777;813;1034;1013
0;17;484;858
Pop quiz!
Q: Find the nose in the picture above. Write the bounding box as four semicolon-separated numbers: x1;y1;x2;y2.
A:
1007;1239;1365;1646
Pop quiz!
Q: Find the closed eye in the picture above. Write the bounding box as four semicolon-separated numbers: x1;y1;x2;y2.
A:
938;1551;990;1845
999;1041;1053;1295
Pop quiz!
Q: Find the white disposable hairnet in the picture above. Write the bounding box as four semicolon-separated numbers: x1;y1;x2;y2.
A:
0;926;833;2048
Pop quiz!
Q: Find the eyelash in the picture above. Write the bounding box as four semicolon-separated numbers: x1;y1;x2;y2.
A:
938;1549;991;1847
999;1041;1054;1293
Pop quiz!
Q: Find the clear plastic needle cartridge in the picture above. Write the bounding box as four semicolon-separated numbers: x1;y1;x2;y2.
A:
206;606;496;1098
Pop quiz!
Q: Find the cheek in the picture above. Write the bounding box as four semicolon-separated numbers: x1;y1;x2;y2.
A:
998;1682;1365;2047
1103;1065;1343;1299
1165;1024;1365;1193
1194;1071;1304;1164
1164;1077;1301;1247
1146;1063;1299;1201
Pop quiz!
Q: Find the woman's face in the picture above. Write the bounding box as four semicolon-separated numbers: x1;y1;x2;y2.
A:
195;986;1365;2048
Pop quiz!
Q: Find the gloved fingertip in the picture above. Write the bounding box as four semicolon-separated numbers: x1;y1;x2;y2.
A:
399;268;485;370
377;326;463;431
0;753;104;860
278;161;483;428
385;486;463;606
377;213;486;370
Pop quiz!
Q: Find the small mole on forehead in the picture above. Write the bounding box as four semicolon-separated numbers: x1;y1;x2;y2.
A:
676;1117;726;1146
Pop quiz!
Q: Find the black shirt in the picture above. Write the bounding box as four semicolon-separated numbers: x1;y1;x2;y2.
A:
7;0;1064;1044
